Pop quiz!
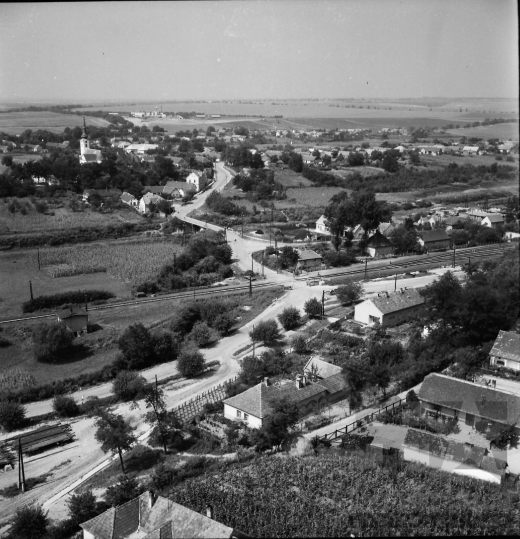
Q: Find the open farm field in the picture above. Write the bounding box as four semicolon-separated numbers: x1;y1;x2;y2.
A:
39;238;181;284
0;199;143;235
331;166;382;178
0;111;110;134
446;123;519;140
0;248;133;320
421;153;519;169
285;186;348;206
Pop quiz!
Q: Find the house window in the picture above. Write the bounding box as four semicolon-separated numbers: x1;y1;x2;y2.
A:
244;413;249;421
236;410;241;418
369;315;379;324
497;360;505;366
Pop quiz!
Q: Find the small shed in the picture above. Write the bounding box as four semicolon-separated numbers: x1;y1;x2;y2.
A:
297;249;323;270
418;229;450;251
56;307;88;336
365;230;394;258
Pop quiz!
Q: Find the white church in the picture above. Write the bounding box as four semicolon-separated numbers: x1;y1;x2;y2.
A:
79;118;103;165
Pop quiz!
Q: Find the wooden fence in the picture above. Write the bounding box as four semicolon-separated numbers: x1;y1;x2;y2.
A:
317;397;406;444
172;376;238;424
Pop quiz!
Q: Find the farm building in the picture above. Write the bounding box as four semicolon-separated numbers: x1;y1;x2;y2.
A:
120;192;138;207
481;214;504;228
296;249;322;270
223;373;349;429
186;170;207;192
354;287;425;327
301;153;318;164
462;146;480;156
365;230;393;258
402;429;507;484
125;143;159;154
417;373;520;432
56;307;88;336
489;330;520;371
505;231;520;242
304;357;343;380
166;156;188;167
467;209;490;221
143;185;165;196
316;215;330;235
417;229;450;251
80;490;247;539
378;222;396;237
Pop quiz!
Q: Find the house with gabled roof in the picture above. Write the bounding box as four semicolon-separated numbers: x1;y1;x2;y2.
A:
304;357;343;380
354;287;425;327
490;331;520;371
417;372;520;430
482;214;504;229
166;156;188;167
223;372;349;429
402;428;507;484
316;215;330;235
418;229;450;251
139;192;163;214
296;249;322;270
120;192;138;208
365;230;394;258
186;170;207;192
56;306;88;337
80;490;247;539
162;180;195;198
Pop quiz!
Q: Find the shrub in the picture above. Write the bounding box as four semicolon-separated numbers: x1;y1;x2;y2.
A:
278;307;301;331
336;281;364;305
117;323;156;369
52;395;80;418
178;347;206;378
0;399;26;431
212;313;235;335
151;462;177;491
152;331;179;362
188;321;219;347
304;297;322;319
105;474;144;507
7;504;48;539
112;371;146;402
249;319;280;343
67;490;98;527
81;396;103;417
23;290;115;313
32;322;74;362
291;333;308;354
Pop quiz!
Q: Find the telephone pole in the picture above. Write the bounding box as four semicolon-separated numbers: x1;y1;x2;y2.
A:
364;259;368;280
452;245;456;268
29;280;33;301
394;272;398;291
252;325;255;357
37;248;41;271
322;290;325;318
18;438;26;492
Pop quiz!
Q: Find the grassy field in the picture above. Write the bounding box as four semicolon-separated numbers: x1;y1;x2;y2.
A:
284;187;347;206
275;169;314;188
0;111;111;134
0;248;133;320
39;238;181;284
0;198;143;235
446;123;518;141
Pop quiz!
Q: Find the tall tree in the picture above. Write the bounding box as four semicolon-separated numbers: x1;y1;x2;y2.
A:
95;411;137;473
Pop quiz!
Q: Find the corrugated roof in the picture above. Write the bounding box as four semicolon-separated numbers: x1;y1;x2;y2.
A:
367;287;424;315
418;373;520;425
491;331;520;362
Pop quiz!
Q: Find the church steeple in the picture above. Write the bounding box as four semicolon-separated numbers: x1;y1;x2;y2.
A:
81;116;88;139
80;117;90;155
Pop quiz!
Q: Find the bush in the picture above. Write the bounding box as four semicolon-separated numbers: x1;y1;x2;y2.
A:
0;399;26;431
105;474;144;507
188;321;219;347
212;313;235;335
23;290;114;313
336;281;364;305
112;371;146;402
178;347;206;378
32;322;74;362
278;307;301;331
304;297;322;319
249;319;280;343
67;489;98;527
7;504;48;539
52;395;80;418
152;331;179;362
151;462;177;491
117;323;156;370
291;334;308;354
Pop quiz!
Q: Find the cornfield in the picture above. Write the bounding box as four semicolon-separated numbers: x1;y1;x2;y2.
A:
39;239;182;285
170;451;520;537
0;368;36;391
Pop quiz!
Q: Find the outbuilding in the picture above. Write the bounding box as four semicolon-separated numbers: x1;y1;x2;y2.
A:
418;229;450;251
481;214;504;228
365;230;394;258
297;249;323;270
56;307;88;337
489;330;520;371
354;287;425;327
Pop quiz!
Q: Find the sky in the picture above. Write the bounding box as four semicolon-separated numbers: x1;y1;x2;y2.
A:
0;0;518;102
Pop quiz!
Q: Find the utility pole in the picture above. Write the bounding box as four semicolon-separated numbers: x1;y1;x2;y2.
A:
251;254;253;274
241;213;244;236
18;438;26;492
29;280;33;301
84;293;88;312
364;259;368;280
262;250;264;278
322;290;325;318
452;245;456;268
252;325;255;357
182;222;186;246
468;257;471;274
249;274;252;298
394;272;397;292
37;248;41;271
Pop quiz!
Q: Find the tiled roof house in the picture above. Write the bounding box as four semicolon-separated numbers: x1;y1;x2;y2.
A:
490;331;520;371
354;287;425;327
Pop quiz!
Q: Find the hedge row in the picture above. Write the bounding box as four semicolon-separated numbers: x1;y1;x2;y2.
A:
0;222;159;248
23;289;115;313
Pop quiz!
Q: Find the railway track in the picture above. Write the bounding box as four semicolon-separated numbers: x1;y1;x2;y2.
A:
0;244;514;325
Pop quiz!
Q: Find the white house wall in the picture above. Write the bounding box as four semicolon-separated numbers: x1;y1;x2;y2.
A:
354;301;382;325
490;355;520;371
223;403;263;429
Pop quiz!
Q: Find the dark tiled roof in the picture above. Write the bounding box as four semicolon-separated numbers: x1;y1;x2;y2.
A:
444;440;486;467
366;230;393;248
163;181;195;194
81;506;116;539
317;372;349;393
57;307;87;319
120;192;136;203
484;214;504;223
418;373;520;425
143;185;164;195
480;455;508;476
82;153;100;162
419;229;450;243
491;331;520;362
368;287;424;315
113;496;140;538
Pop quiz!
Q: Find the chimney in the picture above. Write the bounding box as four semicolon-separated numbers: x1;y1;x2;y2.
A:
206;505;213;519
296;374;302;389
263;377;270;386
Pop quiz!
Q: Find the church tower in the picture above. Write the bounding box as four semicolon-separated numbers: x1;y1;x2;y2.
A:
80;117;90;156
